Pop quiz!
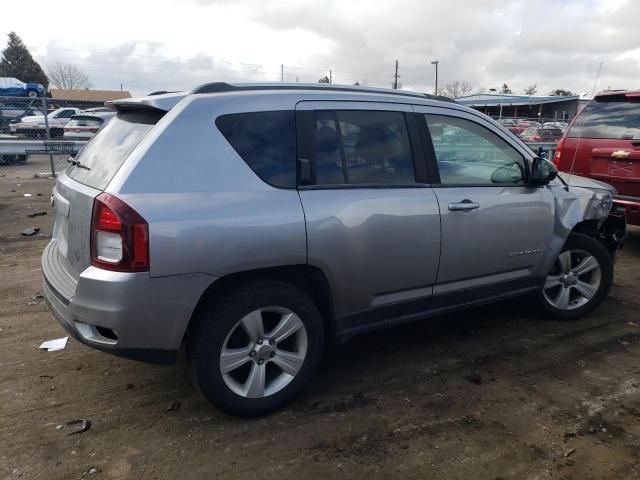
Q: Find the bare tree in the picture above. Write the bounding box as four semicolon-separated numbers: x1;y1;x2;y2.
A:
524;84;538;95
318;75;330;83
438;80;474;98
47;62;91;89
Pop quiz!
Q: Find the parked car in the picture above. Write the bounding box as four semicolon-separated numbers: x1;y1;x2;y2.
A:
0;77;46;97
0;103;45;132
554;89;640;225
63;112;115;140
42;83;625;417
10;107;81;137
520;126;564;143
543;121;568;131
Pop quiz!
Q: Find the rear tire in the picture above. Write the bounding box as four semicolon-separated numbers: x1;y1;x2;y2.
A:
188;280;324;417
537;234;613;320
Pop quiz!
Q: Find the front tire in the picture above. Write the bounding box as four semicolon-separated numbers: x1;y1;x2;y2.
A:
537;234;613;320
188;280;324;417
27;90;38;98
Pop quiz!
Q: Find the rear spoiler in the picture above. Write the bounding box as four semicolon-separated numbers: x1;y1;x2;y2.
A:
106;92;187;113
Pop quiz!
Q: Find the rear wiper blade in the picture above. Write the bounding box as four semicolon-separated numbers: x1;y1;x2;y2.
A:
66;157;90;170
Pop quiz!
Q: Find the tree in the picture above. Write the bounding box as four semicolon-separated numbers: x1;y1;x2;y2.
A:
47;62;91;89
318;75;330;83
439;80;474;98
524;84;537;95
500;83;512;94
549;88;575;96
0;32;48;87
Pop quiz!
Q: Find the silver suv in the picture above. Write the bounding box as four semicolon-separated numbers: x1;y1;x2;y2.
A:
42;83;626;416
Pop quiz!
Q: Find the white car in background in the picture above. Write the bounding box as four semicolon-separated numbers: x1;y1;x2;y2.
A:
63;112;116;140
10;107;81;137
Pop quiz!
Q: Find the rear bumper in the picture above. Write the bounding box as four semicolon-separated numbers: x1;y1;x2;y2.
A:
41;241;214;364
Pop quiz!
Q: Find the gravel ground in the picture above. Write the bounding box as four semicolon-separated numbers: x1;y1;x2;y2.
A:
1;156;639;480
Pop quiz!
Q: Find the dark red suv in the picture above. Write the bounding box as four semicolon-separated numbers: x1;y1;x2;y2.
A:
554;90;640;225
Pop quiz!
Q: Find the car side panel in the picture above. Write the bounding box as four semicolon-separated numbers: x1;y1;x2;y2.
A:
300;188;441;320
108;95;308;278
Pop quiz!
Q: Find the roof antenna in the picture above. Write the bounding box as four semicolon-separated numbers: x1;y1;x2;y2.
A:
566;60;604;190
591;61;603;98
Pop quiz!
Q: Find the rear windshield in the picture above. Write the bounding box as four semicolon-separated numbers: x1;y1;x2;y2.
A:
569;97;640;139
67;110;163;190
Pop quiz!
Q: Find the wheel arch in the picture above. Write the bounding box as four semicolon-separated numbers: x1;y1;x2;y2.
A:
184;264;336;344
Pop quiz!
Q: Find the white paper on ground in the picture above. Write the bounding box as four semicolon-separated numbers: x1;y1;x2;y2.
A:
39;337;68;351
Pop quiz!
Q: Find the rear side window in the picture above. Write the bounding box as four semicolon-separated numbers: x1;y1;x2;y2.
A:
311;110;414;185
216;111;296;188
569;97;640;139
67;110;163;190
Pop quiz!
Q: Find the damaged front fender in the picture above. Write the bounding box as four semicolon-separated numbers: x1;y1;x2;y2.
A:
539;184;626;275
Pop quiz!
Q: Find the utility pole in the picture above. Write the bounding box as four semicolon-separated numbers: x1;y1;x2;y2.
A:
393;60;399;89
329;70;332;84
281;64;284;82
431;60;439;95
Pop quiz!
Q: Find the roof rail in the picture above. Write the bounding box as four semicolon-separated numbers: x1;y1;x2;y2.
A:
191;82;456;103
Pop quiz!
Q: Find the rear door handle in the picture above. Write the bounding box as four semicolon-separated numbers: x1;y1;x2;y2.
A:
448;200;480;211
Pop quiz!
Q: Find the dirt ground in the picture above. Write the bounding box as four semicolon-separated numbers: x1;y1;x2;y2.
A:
1;155;639;480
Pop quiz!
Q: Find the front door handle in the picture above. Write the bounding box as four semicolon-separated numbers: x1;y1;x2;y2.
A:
448;200;480;211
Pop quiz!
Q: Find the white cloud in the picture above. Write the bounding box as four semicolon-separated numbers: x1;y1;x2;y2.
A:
1;0;638;96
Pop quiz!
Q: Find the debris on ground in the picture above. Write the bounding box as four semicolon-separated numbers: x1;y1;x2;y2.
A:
63;419;92;436
21;227;40;236
39;337;68;352
167;401;181;412
27;211;47;218
564;447;576;458
33;294;44;300
23;193;32;197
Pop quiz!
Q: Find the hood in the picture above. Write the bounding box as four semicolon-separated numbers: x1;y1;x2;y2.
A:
555;173;616;195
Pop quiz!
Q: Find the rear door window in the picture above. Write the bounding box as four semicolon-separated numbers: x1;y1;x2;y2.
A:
67;110;163;190
311;110;415;185
216;111;296;188
569;97;640;139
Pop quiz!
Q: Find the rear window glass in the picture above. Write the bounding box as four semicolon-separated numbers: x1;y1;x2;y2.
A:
569;97;640;139
67;110;163;190
216;111;296;188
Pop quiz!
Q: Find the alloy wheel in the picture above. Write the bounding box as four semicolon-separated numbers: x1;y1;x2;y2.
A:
543;249;601;310
219;306;308;398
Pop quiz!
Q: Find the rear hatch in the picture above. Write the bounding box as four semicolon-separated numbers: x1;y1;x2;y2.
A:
560;92;640;197
48;109;165;293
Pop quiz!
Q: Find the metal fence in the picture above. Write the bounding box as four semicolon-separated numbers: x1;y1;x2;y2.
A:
0;96;106;175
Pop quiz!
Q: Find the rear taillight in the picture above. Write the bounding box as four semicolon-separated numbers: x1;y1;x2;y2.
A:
91;193;149;272
533;135;541;141
553;136;565;167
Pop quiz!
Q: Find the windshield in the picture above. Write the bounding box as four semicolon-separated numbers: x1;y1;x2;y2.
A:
569;97;640;139
66;110;164;190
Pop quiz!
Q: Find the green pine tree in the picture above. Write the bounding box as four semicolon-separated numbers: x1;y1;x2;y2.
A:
0;32;49;88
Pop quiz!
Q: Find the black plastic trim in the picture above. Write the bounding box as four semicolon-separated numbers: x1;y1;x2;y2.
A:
336;276;542;340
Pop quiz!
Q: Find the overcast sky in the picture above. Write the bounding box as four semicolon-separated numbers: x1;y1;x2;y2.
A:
2;0;639;96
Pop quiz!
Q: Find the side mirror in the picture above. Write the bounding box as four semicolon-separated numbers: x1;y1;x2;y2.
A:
530;156;558;186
